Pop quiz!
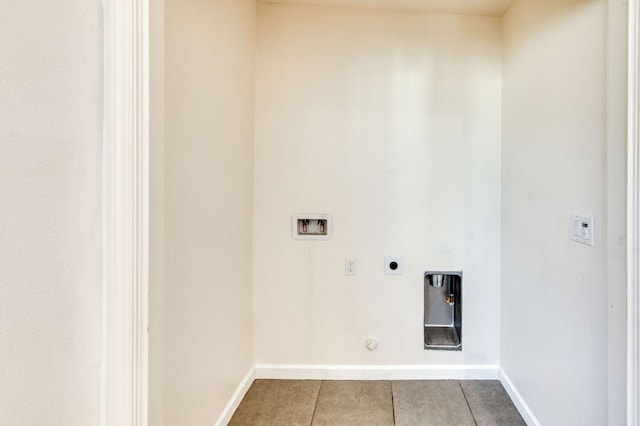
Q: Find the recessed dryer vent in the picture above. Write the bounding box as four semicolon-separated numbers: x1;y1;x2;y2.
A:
424;271;462;351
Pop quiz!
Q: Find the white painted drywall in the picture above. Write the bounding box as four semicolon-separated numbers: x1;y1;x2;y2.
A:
254;4;502;366
257;0;514;17
0;0;103;424
501;0;609;424
163;0;256;424
606;1;629;425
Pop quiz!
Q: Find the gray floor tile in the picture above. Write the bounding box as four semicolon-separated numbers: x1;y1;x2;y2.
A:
229;379;321;426
311;380;394;426
392;380;475;426
460;380;526;426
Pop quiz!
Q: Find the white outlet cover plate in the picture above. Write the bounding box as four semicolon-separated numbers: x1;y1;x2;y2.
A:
384;257;404;275
345;258;357;276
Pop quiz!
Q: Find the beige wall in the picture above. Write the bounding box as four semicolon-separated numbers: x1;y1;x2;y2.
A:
254;4;502;366
149;0;166;423
163;0;256;423
256;0;514;16
156;1;627;423
501;0;609;423
0;0;103;424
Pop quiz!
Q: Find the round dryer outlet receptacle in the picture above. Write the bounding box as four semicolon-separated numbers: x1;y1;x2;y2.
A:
384;256;404;275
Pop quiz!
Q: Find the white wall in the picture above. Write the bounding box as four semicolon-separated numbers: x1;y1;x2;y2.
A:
501;0;609;424
0;0;103;424
254;4;502;366
605;1;629;424
163;0;256;424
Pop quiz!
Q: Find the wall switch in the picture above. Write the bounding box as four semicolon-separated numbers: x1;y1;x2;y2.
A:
571;214;594;246
345;258;357;276
384;257;404;275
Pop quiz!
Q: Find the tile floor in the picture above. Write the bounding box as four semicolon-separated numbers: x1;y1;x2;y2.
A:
229;379;526;426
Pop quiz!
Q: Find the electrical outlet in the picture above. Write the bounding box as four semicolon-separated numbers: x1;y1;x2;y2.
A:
345;258;357;276
384;257;403;275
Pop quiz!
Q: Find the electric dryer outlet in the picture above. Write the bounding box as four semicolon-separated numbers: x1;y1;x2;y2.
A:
384;257;404;275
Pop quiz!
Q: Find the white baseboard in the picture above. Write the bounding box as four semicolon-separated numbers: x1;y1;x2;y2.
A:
254;364;499;381
498;367;540;426
215;368;255;426
215;365;536;426
145;364;547;426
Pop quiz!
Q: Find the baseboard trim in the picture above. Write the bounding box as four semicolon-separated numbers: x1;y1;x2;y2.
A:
498;367;540;426
254;364;499;380
215;365;536;425
215;368;255;426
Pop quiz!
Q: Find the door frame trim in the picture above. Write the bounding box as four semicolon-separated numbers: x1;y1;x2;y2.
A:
629;1;640;424
102;0;149;424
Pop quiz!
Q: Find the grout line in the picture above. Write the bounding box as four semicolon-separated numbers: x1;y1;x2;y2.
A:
459;381;478;426
309;380;323;425
390;381;396;425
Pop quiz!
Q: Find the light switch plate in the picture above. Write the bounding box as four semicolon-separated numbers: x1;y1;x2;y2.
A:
571;214;594;246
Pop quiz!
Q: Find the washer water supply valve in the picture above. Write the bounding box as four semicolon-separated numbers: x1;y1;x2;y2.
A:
291;214;332;240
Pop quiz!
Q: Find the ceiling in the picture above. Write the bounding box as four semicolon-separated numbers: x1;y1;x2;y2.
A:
257;0;515;17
